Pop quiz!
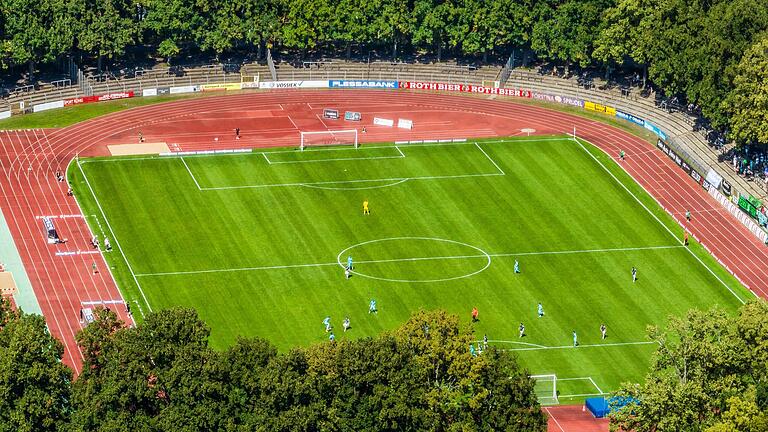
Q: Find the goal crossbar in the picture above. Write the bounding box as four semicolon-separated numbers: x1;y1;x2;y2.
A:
300;129;359;150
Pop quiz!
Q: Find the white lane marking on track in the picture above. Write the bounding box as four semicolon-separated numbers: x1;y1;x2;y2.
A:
77;161;154;312
573;137;747;304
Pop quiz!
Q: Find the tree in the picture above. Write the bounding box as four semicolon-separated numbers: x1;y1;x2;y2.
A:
462;0;529;63
194;0;246;57
723;35;768;147
332;0;384;59
593;0;657;84
531;0;608;75
380;0;414;60
0;298;73;432
77;0;134;71
0;0;72;77
411;0;459;61
139;0;200;62
280;0;333;52
72;307;229;431
610;301;768;431
241;0;281;59
392;310;546;430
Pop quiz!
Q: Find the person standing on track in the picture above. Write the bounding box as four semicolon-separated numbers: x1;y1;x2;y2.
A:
91;262;98;275
138;131;145;143
235;128;240;140
686;210;691;221
619;150;625;161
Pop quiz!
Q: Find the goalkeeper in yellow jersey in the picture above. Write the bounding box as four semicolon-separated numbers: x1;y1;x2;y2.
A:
363;200;370;215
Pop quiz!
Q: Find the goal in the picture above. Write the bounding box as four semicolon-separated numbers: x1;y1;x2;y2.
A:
300;130;359;151
530;374;558;405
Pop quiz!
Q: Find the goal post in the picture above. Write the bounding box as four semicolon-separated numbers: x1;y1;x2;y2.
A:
530;374;558;405
300;129;359;151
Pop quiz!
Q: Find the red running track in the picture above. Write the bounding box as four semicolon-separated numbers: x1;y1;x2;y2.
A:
2;90;766;430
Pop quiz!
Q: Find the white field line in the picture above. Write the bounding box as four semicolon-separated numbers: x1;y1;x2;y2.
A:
198;139;506;189
559;392;608;398
589;376;604;395
262;153;272;164
134;244;684;277
544;408;566;432
80;137;569;165
180;157;202;190
267;153;405;165
77;161;153;312
487;340;547;348
503;340;657;352
474;142;505;175
199;172;504;191
574;137;747;304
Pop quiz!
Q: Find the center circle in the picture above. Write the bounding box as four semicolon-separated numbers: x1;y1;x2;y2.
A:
336;237;492;283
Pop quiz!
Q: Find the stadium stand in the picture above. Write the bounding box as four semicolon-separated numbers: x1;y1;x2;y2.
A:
2;60;765;207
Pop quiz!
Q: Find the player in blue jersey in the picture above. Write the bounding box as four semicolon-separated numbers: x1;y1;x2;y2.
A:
514;260;520;274
369;299;377;314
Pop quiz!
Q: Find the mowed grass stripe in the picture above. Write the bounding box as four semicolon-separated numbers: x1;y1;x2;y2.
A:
71;136;748;401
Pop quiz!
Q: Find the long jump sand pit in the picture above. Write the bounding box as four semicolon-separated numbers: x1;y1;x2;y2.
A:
0;271;18;296
108;142;170;156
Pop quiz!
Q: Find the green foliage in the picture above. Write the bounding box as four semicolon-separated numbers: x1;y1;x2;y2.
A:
723;35;768;146
0;298;73;432
77;0;134;63
531;0;607;71
610;300;768;432
68;307;544;430
1;0;767;146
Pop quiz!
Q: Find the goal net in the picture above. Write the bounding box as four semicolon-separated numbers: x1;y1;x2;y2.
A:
300;130;358;151
530;374;558;405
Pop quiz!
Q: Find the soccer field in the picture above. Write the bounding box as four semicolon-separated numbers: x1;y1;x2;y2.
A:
71;136;751;404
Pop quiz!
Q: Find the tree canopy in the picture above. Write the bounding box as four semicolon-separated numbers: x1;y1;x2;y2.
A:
1;1;768;139
68;307;546;431
0;298;72;432
609;300;768;431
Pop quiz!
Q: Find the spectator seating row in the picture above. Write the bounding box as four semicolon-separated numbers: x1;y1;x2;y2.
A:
506;68;768;201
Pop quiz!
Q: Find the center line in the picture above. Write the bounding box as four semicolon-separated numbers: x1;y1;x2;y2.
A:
134;244;684;277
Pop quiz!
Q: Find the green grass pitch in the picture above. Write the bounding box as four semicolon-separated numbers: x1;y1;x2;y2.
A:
71;136;752;404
